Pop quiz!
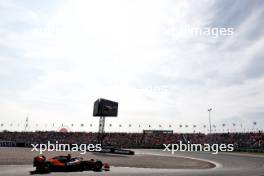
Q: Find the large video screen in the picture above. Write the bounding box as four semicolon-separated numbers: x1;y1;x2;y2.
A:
93;98;118;117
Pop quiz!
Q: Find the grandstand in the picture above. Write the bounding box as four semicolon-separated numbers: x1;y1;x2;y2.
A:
0;131;263;153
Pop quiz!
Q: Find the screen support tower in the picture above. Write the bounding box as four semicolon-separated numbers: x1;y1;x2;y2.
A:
93;98;118;146
98;116;106;145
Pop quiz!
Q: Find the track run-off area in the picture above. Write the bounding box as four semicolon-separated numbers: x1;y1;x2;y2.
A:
0;149;264;176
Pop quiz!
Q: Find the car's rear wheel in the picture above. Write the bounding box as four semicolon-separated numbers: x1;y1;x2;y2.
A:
42;162;51;173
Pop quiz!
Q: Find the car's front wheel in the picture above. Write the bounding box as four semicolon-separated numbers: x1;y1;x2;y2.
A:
93;161;103;172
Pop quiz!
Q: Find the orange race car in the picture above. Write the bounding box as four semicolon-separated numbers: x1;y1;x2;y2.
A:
32;154;110;173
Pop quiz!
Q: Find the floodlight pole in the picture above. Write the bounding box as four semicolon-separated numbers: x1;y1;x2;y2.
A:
208;108;212;134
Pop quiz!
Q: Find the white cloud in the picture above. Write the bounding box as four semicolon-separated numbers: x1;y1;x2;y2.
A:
0;0;263;132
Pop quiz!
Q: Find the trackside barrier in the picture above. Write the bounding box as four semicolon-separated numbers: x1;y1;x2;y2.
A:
235;148;264;153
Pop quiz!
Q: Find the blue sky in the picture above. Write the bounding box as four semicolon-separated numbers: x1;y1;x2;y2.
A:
0;0;263;132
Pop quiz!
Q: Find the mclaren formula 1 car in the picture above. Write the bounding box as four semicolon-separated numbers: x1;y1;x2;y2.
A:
32;154;110;173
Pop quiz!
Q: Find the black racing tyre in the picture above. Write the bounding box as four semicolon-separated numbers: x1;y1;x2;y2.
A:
81;162;89;171
93;161;103;172
36;166;42;172
79;165;84;172
42;162;51;173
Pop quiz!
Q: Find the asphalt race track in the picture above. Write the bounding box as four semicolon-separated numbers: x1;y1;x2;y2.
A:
0;149;264;176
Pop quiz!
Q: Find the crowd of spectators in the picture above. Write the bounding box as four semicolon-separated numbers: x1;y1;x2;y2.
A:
0;131;263;150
